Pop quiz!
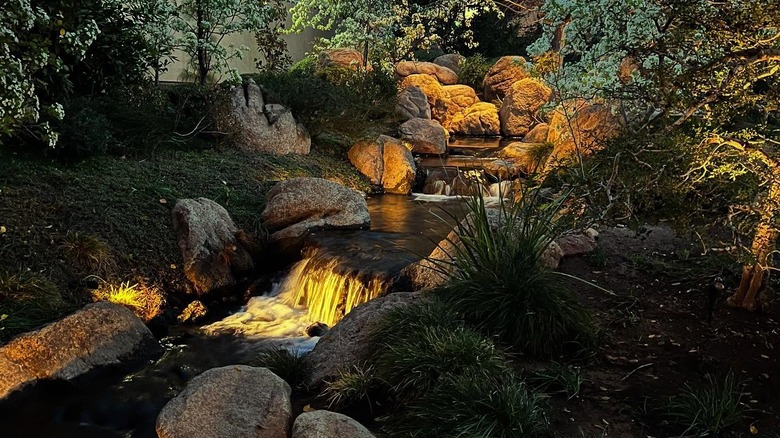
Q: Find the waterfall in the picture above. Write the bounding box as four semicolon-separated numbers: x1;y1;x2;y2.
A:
278;254;387;326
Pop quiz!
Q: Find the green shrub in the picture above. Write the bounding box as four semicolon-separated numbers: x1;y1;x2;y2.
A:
388;373;549;438
432;189;596;356
249;68;398;144
375;323;511;401
458;54;494;91
58;101;115;158
666;373;745;437
253;348;309;390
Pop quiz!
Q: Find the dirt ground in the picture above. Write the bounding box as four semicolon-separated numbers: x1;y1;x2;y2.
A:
552;225;780;438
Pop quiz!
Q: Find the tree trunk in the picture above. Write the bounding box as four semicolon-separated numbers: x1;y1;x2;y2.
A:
196;0;207;86
727;179;780;311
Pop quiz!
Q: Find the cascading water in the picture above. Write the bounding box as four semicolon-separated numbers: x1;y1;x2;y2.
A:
277;254;387;326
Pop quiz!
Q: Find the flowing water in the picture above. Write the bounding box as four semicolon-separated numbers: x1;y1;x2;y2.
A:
0;194;463;437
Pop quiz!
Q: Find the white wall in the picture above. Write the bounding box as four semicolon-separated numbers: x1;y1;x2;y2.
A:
159;17;331;82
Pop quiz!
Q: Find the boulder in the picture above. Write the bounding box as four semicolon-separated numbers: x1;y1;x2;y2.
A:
293;410;375;438
484;159;524;180
400;74;448;121
407;208;565;289
448;102;500;136
348;140;384;185
399;118;448;155
0;302;161;401
395;61;458;85
433;54;466;75
544;100;620;173
524;123;549;143
261;178;370;241
396;86;431;120
381;136;416;194
156;365;292;438
499;78;552;137
483;56;529;101
304;293;422;389
173;198;256;295
440;84;480;128
230;81;311;155
557;228;599;257
317;48;370;72
497;142;550;175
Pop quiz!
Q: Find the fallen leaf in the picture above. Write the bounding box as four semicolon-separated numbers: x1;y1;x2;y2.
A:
159;198;168;204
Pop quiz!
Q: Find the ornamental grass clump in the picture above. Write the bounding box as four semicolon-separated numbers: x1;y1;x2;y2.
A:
372;297;510;401
388;372;550;438
431;188;596;356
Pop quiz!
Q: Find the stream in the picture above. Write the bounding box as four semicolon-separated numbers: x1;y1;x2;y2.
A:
0;194;466;438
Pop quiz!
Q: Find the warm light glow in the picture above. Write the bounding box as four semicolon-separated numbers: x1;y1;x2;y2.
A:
91;281;163;321
279;255;386;327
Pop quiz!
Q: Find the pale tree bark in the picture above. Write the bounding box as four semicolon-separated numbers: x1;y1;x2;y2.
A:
727;178;780;311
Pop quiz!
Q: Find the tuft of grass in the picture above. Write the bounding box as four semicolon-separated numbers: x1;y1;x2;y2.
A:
254;347;309;391
666;372;745;437
323;362;380;409
0;271;67;342
431;187;596;356
586;245;608;269
388;372;550;438
62;231;116;273
91;280;163;321
528;362;584;399
375;323;512;401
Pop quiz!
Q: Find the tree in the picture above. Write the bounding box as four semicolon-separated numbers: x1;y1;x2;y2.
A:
527;0;780;311
174;0;289;85
288;0;502;64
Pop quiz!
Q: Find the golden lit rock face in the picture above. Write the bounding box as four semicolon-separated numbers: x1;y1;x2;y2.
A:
279;254;387;327
0;302;161;401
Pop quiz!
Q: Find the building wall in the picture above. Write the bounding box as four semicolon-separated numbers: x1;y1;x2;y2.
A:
159;18;330;82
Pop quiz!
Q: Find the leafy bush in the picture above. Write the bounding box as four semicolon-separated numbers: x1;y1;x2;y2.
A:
432;189;596;356
254;348;309;390
666;373;745;437
388;373;549;438
458;54;494;92
57;102;115;159
248;68;398;144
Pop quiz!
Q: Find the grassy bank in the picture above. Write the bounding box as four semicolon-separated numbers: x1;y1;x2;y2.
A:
0;146;369;342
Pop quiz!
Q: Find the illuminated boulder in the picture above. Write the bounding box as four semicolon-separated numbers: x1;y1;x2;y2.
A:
156;365;292;438
396;86;431;120
496;142;551;175
261;177;370;241
399;118;448;155
317;48;370;72
448;102;500;136
440;84;479;128
544;100;620;174
172;198;256;295
395;60;458;85
348;135;417;194
499;78;552;137
0;302;161;401
524;122;549;143
483;56;529;102
304;292;422;389
293;410;375;438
